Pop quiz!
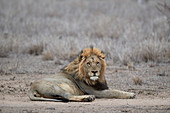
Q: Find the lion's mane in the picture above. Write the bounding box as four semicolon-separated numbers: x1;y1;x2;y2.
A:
62;47;106;86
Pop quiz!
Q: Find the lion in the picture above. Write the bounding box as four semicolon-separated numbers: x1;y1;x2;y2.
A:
29;47;135;102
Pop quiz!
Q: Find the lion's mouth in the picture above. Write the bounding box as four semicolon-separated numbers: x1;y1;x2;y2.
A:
90;76;99;81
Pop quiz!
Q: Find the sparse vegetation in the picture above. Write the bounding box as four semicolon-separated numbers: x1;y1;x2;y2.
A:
132;76;142;85
0;0;169;65
156;2;170;35
0;49;9;58
28;43;44;56
128;62;135;71
42;50;54;61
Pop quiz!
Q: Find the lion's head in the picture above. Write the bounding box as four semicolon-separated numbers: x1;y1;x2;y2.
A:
63;47;106;86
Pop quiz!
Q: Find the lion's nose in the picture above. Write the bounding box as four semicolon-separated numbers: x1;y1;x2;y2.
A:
91;71;98;75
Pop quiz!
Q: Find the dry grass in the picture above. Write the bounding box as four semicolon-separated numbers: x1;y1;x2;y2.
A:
128;62;135;71
156;2;170;26
0;0;169;65
28;43;44;56
42;50;54;61
132;76;142;85
0;35;19;57
0;47;9;58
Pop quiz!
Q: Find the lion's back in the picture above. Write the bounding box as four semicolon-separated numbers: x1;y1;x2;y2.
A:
41;72;76;85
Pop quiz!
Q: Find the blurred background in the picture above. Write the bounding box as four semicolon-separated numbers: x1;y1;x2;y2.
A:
0;0;170;74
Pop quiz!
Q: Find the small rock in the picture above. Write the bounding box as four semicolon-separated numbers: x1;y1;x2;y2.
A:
157;72;168;76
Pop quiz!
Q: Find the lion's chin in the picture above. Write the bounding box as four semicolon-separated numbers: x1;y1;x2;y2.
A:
90;76;99;81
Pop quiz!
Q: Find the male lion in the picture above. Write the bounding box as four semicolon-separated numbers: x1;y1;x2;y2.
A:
29;47;135;102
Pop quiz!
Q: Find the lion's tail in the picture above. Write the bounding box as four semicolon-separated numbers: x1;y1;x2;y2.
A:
28;90;67;102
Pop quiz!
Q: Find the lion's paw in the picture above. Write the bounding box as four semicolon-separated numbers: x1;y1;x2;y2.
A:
82;95;95;102
129;93;136;99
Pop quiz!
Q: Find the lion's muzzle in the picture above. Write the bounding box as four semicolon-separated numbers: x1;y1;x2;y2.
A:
90;76;99;81
89;70;99;81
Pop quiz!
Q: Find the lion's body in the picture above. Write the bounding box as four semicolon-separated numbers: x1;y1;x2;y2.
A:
29;47;135;102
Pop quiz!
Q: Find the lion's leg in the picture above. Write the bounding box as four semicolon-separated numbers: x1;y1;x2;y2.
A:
56;83;95;102
29;89;65;102
68;95;95;102
93;89;135;99
29;80;74;101
30;88;95;102
77;81;135;99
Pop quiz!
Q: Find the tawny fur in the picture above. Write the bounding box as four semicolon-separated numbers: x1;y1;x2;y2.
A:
63;47;106;85
29;47;136;102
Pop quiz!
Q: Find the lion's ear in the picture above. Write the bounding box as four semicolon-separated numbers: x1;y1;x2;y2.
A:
102;56;105;59
101;50;104;54
79;55;83;62
101;51;105;59
78;50;83;62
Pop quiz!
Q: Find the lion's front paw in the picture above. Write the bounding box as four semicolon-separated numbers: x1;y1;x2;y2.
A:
129;93;136;99
82;95;95;102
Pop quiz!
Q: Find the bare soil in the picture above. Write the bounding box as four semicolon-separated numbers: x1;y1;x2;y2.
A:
0;0;170;112
0;55;170;113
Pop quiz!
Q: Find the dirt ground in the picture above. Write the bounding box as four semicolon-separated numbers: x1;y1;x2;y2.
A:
0;55;170;113
0;0;170;112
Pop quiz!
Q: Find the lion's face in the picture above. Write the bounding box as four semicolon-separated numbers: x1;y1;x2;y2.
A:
63;47;106;85
83;55;102;81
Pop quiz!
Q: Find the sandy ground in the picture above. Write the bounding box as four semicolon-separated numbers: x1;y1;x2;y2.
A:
1;97;170;113
0;0;170;112
0;55;170;113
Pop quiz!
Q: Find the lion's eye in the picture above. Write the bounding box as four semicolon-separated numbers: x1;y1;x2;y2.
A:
87;62;91;67
96;62;100;65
